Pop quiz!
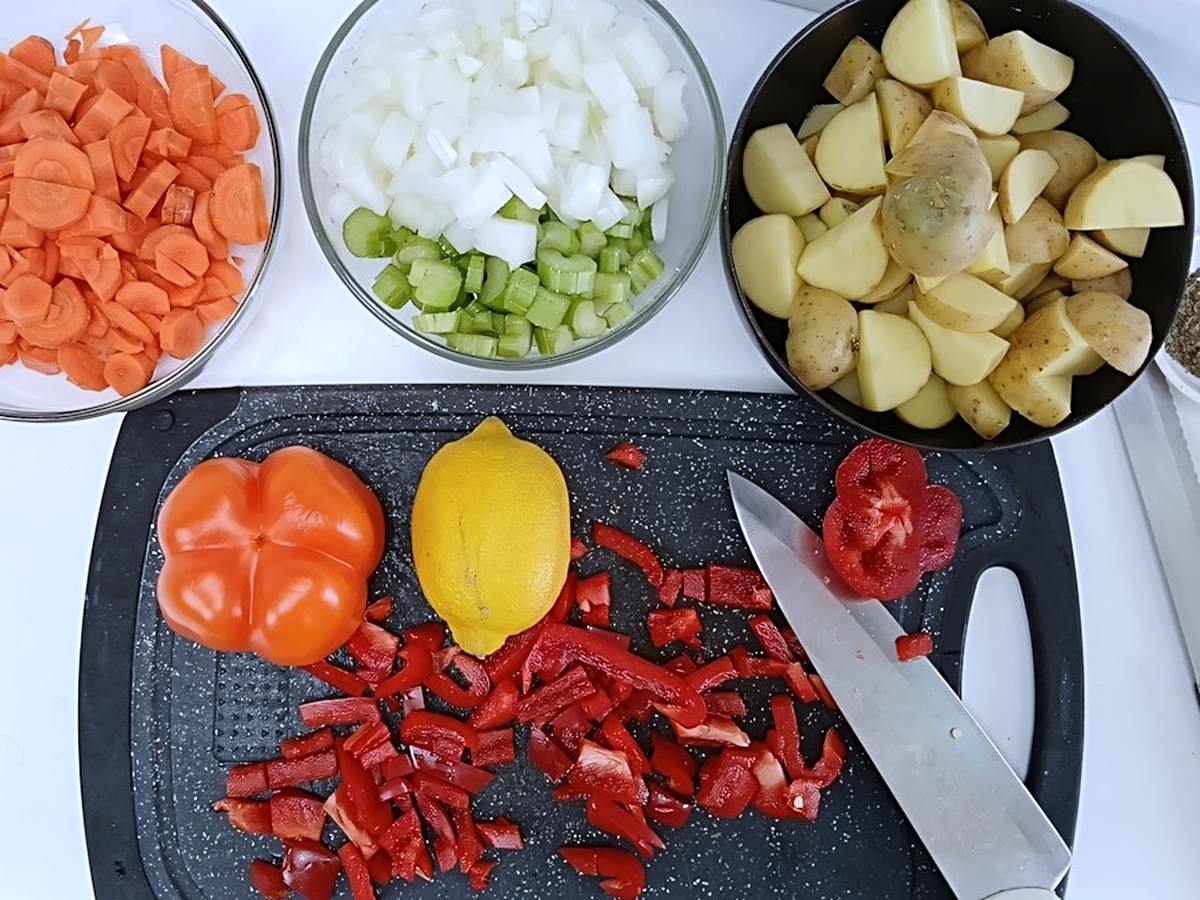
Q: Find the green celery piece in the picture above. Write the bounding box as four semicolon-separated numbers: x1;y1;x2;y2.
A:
408;258;463;312
463;255;486;293
461;309;502;335
438;236;460;260
534;324;576;356
526;287;571;329
413;310;462;333
627;229;648;255
372;264;412;309
500;196;542;223
620;197;644;227
501;268;541;315
447;333;499;357
536;249;598;295
394;238;442;272
568;299;606;338
604;300;635;328
577;222;607;259
639;210;655;240
630;247;665;295
391;226;417;247
498;316;533;359
478;257;511;311
598;246;623;274
606;222;634;239
343;208;392;258
504;315;533;337
538;221;580;256
593;271;632;305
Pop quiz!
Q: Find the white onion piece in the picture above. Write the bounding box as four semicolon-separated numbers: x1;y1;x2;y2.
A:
651;198;669;244
491;156;548;211
653;71;689;142
560;162;608;221
583;57;637;116
603;103;658;172
636;164;673;210
473;216;538;268
614;20;670;90
455;164;511;228
593;190;627;232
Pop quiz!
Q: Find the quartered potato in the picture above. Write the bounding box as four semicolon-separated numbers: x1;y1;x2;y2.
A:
999;149;1059;223
1095;227;1150;259
1025;288;1067;315
786;286;860;389
1064;159;1185;229
1052;233;1128;280
829;370;865;407
1017;130;1097;209
962;30;1075;113
882;0;961;90
932;77;1024;136
909;301;1010;386
991;301;1026;339
1065;291;1151;375
815;94;888;195
744;124;831;216
857;309;932;410
948;380;1012;439
731;215;805;319
917;271;1018;332
966;202;1011;283
897;373;958;429
874;284;915;316
823;37;888;105
877;79;933;154
798;103;843;141
1004;197;1069;264
819;197;861;229
1071;267;1132;300
796;213;829;242
1011;100;1069;135
949;0;988;53
797;197;890;298
857;258;913;303
996;260;1051;299
977;134;1021;183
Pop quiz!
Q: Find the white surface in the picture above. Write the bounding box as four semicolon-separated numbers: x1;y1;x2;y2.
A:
0;1;1198;898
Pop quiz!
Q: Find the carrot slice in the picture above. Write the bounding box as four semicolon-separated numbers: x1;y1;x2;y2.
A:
44;72;87;119
140;330;161;362
185;153;227;184
158;307;204;359
196;296;236;325
84;140;120;202
15;138;95;190
160;184;195;225
63;40;82;67
103;350;155;395
102;299;154;343
173;160;212;194
0;89;41;144
9;36;56;77
157;232;209;277
168;65;218;145
19;108;80;145
104;329;142;355
190;189;227;260
57;342;107;390
0;320;17;344
0;343;17;366
85;302;109;337
216;94;259;151
57;194;128;238
21;247;46;281
18;340;60;374
190;144;243;168
170;279;205;307
210;163;268;245
92;59;138;104
2;273;51;324
74;89;133;144
79;26;106;54
123;159;177;220
107;113;151;182
18;278;89;347
0;148;16;180
161;46;225;96
1;246;31;287
116;280;169;315
81;243;121;302
138;223;193;262
0;53;51;94
0;248;11;282
155;252;196;287
137;77;172;130
42;241;59;282
205;258;245;297
145;126;192;161
0;209;45;248
9;178;90;231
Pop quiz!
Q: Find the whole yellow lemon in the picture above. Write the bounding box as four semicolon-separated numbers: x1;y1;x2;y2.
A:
411;416;571;656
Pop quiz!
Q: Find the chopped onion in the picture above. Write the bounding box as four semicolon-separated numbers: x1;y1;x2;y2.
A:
651;197;669;243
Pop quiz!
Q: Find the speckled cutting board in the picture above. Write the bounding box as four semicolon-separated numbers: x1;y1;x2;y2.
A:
79;384;1082;900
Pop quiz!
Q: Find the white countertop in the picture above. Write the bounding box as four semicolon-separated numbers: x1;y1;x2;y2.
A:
1;1;1199;897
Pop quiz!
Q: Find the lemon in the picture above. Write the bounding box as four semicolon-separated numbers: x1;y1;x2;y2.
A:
411;416;571;656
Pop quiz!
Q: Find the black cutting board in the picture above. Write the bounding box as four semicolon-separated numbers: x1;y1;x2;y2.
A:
79;384;1082;900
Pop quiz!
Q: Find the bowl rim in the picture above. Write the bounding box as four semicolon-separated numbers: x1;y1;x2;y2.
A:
720;0;1196;451
298;0;727;370
0;0;284;425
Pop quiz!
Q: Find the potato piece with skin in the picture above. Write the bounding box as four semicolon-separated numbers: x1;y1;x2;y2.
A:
1095;227;1150;259
1011;101;1069;135
819;197;860;229
796;213;828;242
798;103;843;141
898;374;958;429
1071;268;1132;300
948;380;1012;439
1065;291;1151;375
882;0;961;90
999;149;1059;224
997;261;1051;299
875;284;915;315
1004;197;1069;264
961;31;1075;114
1017;131;1097;209
797;197;890;298
1025;289;1066;315
905;110;977;152
786;286;859;390
1028;272;1071;299
857;309;933;411
967;202;1010;283
932;77;1025;136
800;134;820;163
977;134;1021;184
816;94;887;195
744;124;831;216
909;301;1010;386
858;258;912;302
1053;233;1128;280
731;215;805;319
824;37;888;105
917;271;1018;332
992;300;1026;338
877;79;933;154
950;0;987;52
829;370;864;407
1063;159;1185;230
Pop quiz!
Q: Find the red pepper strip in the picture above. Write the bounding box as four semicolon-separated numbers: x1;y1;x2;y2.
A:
571;536;588;560
645;783;692;829
415;794;458;874
585;796;664;859
797;728;846;789
608;678;635;704
365;595;393;623
578;579;612;627
367;848;392;885
344;720;391;757
705;564;774;610
484;625;543;685
787;778;821;822
681;568;706;601
374;645;434;700
359;739;400;770
377;778;410;802
529;725;574;782
568;740;648;806
477;816;523;850
896;632;934;662
227;762;268;798
559;847;646;900
347;621;400;675
467;676;519;730
549;570;578;624
748;615;795;662
769;694;806;780
586;626;632;651
440;648;491;696
249;859;288;900
517;664;597;724
670;715;751;748
467;860;496;892
281;839;341;900
523;623;707;728
646;607;702;650
412;771;472;810
378;807;420;858
280;727;334;760
549;701;592;754
303;661;370;697
400;709;480;759
299;698;381;729
592;522;664;587
379;755;414;780
604;441;646;469
424;672;486;710
399;686;426;715
685;656;737;693
810;673;837;710
410;747;495;794
657;568;682;607
783;627;808;662
336;743;393;836
702;690;747;719
598;714;652;774
696;747;758;818
729;644;788;678
749;742;795;819
265;750;338;789
327;786;381;858
269;788;326;841
650;732;697;795
784;662;819;704
338;842;377;900
405;621;447;651
473;728;516;768
452;804;483;873
662;654;697;676
212;797;271;834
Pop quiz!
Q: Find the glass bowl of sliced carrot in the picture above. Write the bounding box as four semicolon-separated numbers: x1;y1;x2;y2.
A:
0;5;281;422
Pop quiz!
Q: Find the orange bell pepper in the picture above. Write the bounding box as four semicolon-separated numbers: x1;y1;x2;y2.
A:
156;446;385;666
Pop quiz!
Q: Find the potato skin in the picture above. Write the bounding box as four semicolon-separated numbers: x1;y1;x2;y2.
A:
1004;197;1069;264
1017;130;1097;209
786;286;859;390
823;36;888;105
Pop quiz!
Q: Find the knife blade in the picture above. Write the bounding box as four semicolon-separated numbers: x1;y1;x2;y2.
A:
727;471;1071;900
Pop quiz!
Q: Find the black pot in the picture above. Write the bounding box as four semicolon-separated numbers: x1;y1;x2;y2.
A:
722;0;1194;450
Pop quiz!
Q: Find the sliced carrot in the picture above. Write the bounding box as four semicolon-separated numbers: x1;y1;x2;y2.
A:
0;89;41;144
74;89;133;144
3;272;51;324
86;302;109;337
0;320;17;343
196;296;236;325
19;108;80;145
80;243;121;301
116;280;169;315
157;231;208;277
216;94;259;151
84;139;120;202
185;153;226;183
1;247;31;288
190;190;227;260
42;240;59;282
21;246;45;281
102;300;154;344
9;37;57;77
0;342;17;366
205;258;245;297
108;113;151;182
138;224;193;261
161;46;225;96
158;307;204;359
0;209;45;248
92;59;138;104
15;138;95;190
9;178;90;230
160;184;195;225
79;25;106;54
145;126;192;161
64;40;82;67
201;275;226;301
141;331;161;362
0;53;51;94
44;72;87;119
0;248;11;282
122;163;150;192
0;177;11;200
58;237;101;260
168;65;218;145
105;329;142;355
168;279;204;308
190;143;243;168
103;45;153;82
103;349;155;395
57;194;128;238
122;159;177;220
18;340;60;374
172;160;212;194
17;278;89;347
136;77;172;130
155;253;195;287
210;163;268;245
57;342;107;390
0;148;15;181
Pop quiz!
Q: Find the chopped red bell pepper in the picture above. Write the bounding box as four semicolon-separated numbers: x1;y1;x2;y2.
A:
645;782;692;828
473;728;516;768
549;570;577;623
399;710;480;759
787;778;821;822
783;627;808;661
367;848;392;885
615;689;654;724
681;568;706;601
592;522;664;587
399;686;426;716
299;698;380;729
559;847;646;900
701;690;747;719
378;755;414;781
249;859;288;900
748;615;795;662
212;797;272;834
769;694;806;780
265;750;338;790
750;743;793;820
604;441;646;470
519;665;597;725
467;859;496;892
568;740;647;806
365;596;393;623
405;621;447;651
269;788;327;841
649;732;697;795
280;728;334;760
685;656;737;693
662;654;697;676
415;794;458;873
896;632;935;662
347;622;400;678
585;626;632;651
467;676;519;730
646;607;702;650
523;624;707;728
326;786;381;857
411;771;472;811
919;485;962;572
657;568;683;607
303;660;370;697
809;673;837;710
705;564;774;610
410;747;495;795
344;720;391;757
529;725;574;782
338;841;377;900
377;778;411;802
282;839;341;900
425;671;487;709
729;644;788;678
598;714;652;774
439;648;492;696
227;762;269;798
696;747;758;819
585;796;664;858
359;739;400;770
377;808;420;865
783;662;819;704
334;743;393;840
477;816;523;850
797;728;846;789
670;715;750;748
484;625;543;685
576;572;612;628
374;644;434;700
549;701;593;754
571;536;589;560
450;804;483;874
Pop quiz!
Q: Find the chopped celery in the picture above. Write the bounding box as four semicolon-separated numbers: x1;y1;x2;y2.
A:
620;198;644;227
447;333;499;358
438;236;460;260
478;257;510;310
577;222;607;259
538;221;580;256
463;255;486;293
526;286;571;329
568;299;606;338
604;300;635;328
536;249;597;295
343;208;393;258
394;237;442;272
409;258;463;311
498;316;533;359
500;196;542;223
413;310;463;334
461;308;503;335
627;229;648;255
598;246;624;274
593;271;632;305
391;226;417;247
534;324;576;356
372;264;412;309
605;222;634;239
630;247;665;294
501;268;540;315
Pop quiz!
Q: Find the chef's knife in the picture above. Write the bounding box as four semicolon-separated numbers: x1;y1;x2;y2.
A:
728;472;1071;900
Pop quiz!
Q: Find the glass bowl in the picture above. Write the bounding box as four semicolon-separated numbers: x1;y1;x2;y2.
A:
300;0;724;369
0;0;282;423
